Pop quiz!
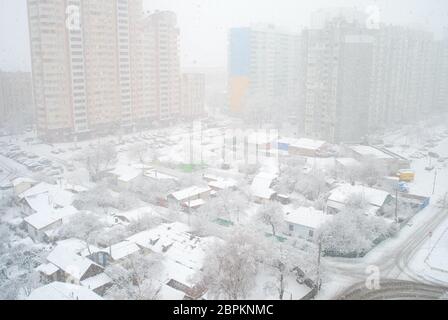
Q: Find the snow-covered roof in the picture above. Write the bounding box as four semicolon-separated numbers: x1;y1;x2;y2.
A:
27;282;103;300
36;263;59;276
348;145;393;159
157;283;186;300
208;178;237;190
24;206;78;230
328;184;391;208
183;198;205;208
127;222;217;273
144;169;178;181
110;165;142;182
289;138;327;150
336;158;361;168
115;206;159;223
170;186;211;201
104;241;141;261
285;207;331;229
46;246;100;281
251;172;277;199
20;183;74;208
18;182;53;199
24;212;60;230
80;273;112;290
11;177;36;187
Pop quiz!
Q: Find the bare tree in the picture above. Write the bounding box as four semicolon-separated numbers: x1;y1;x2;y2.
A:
84;143;117;181
255;201;284;236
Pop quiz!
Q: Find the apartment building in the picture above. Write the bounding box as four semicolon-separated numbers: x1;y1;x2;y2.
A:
0;71;33;127
181;73;206;119
303;19;374;143
142;11;181;124
302;9;448;142
27;1;181;141
228;25;303;121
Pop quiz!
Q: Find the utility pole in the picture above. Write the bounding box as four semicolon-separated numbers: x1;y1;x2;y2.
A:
432;169;438;195
395;187;399;224
316;237;322;294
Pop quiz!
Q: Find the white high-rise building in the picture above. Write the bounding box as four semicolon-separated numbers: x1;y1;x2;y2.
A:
228;25;303;122
181;73;206;119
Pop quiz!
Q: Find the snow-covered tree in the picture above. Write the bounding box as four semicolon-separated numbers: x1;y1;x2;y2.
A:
318;208;393;257
264;242;316;300
200;227;265;299
84;143;117;181
254;201;284;236
105;252;163;300
58;212;106;255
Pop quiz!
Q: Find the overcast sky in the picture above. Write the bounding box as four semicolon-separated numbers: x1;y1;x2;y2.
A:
1;0;447;72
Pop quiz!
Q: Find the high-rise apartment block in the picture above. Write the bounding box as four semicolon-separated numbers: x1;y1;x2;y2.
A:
228;25;303;120
303;20;374;143
27;1;181;141
181;73;206;119
0;71;33;127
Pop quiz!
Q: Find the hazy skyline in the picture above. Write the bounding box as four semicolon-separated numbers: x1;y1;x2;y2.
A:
1;0;447;72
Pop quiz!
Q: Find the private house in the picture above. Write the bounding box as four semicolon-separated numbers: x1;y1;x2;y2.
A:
251;172;277;203
126;222;219;299
285;207;332;241
44;245;104;285
24;206;78;242
207;178;237;192
144;169;178;182
327;183;393;216
18;182;74;216
345;144;411;174
277;138;331;157
11;177;37;196
109;165;142;189
167;186;211;207
114;206;161;225
27;282;103;300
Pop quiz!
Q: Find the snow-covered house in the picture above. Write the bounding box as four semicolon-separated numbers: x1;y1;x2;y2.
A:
251;172;277;203
18;182;74;216
44;245;104;285
326;184;393;216
126;222;218;299
208;178;237;192
167;186;211;207
285;207;332;240
144;169;178;182
109;165;142;189
278;138;330;157
345;145;411;174
114;206;161;225
100;241;142;265
24;206;78;242
27;282;103;300
11;177;37;196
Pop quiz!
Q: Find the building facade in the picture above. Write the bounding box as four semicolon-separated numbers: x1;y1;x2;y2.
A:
27;1;181;141
0;71;33;128
228;25;303;122
303;19;374;143
181;73;205;119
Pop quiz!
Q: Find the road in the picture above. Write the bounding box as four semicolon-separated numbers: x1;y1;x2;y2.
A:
338;279;447;300
324;204;448;300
